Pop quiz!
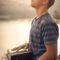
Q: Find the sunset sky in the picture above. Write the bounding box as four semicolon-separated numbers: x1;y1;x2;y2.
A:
0;0;35;19
0;0;60;18
0;0;60;19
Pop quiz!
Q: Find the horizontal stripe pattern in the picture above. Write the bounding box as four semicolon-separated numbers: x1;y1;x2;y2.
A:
28;12;59;59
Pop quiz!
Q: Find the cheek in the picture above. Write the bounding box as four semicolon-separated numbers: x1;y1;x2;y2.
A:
31;0;42;8
31;0;39;7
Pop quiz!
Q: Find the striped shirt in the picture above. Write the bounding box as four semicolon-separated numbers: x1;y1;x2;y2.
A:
28;12;59;60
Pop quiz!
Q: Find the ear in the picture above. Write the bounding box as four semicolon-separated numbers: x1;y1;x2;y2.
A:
42;0;48;5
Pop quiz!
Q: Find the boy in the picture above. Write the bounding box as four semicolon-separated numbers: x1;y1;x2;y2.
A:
12;0;59;60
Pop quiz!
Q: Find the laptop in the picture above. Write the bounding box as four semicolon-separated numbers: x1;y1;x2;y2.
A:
8;51;33;60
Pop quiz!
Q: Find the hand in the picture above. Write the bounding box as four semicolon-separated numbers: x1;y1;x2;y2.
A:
11;43;29;52
11;46;20;52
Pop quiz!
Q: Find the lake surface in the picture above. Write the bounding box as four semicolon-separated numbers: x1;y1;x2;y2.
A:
0;19;60;60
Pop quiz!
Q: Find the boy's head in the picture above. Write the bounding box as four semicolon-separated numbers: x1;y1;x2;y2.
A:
31;0;55;9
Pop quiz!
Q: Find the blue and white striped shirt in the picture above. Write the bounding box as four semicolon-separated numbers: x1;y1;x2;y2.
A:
28;12;59;60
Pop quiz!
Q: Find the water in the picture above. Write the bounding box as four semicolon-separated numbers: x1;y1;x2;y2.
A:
0;19;60;60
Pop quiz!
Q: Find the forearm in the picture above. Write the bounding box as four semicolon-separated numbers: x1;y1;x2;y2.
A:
37;51;57;60
18;43;29;49
11;43;29;51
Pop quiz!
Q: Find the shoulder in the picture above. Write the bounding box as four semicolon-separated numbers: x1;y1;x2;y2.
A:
40;13;57;25
39;13;59;31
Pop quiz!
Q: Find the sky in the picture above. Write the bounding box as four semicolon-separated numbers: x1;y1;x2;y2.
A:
0;0;60;19
0;0;35;19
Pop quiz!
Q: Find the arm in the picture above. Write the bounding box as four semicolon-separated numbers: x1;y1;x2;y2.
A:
37;44;57;60
11;43;29;52
37;22;59;60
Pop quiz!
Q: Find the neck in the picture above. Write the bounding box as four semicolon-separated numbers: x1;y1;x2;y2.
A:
35;6;48;17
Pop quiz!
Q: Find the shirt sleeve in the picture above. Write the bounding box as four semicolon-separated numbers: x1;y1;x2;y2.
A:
42;22;59;44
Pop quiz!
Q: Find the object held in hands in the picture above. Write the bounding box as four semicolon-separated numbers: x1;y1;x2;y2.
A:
8;51;33;60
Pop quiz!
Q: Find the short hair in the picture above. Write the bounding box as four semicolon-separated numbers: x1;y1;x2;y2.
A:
48;0;55;8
